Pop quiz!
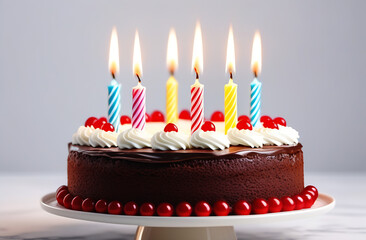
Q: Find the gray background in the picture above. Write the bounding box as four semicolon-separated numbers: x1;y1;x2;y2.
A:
0;0;365;173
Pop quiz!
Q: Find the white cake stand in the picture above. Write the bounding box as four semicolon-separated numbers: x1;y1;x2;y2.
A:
41;193;335;240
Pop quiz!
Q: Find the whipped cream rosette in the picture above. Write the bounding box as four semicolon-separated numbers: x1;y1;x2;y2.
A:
72;126;95;146
190;121;230;150
151;123;190;150
89;129;118;148
117;128;152;149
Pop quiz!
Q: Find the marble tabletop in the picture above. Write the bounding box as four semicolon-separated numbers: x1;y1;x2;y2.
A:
0;172;365;240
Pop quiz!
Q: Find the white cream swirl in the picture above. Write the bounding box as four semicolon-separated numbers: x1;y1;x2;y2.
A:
89;129;118;148
255;125;299;146
117;128;152;149
190;130;230;150
227;128;263;148
151;131;190;150
71;126;95;146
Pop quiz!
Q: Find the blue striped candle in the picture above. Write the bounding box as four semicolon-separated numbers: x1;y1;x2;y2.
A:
250;77;262;127
108;79;121;132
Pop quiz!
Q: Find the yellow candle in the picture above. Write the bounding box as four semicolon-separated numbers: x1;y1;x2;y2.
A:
166;76;178;123
225;78;237;134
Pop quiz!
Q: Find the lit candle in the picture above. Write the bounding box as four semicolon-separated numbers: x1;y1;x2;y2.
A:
166;29;178;124
250;32;262;127
191;22;204;134
224;26;237;134
108;27;121;132
132;31;146;130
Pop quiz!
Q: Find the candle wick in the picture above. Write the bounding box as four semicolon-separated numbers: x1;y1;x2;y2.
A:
254;71;258;78
111;72;116;79
195;71;199;80
230;72;233;80
136;74;141;83
170;70;174;76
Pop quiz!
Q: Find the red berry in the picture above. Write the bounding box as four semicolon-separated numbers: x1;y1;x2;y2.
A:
260;115;272;123
56;185;68;196
303;190;316;204
93;118;107;129
99;117;108;122
301;192;314;208
140;203;155;216
210;111;224;122
85;117;97;127
124;201;138;215
213;201;230;216
176;202;192;217
63;193;73;209
268;197;282;213
281;196;295;211
82;198;95;212
252;198;269;214
157;203;174;217
194;201;212;216
56;189;68;206
201;121;216;132
179;110;191;120
304;185;318;199
120;115;131;125
101;122;115;132
234;200;251;215
263;120;279;130
164;123;178;132
236;120;253;130
95;200;108;213
274;117;286;127
151;111;165;122
71;196;83;211
238;115;251;123
108;201;123;215
292;195;305;210
145;113;151;122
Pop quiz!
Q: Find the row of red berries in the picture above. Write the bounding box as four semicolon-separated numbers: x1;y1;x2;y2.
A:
55;185;318;217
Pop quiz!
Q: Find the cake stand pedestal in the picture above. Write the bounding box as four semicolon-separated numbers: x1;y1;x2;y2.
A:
41;193;335;240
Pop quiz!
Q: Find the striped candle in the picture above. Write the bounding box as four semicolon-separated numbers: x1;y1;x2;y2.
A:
108;79;121;131
191;79;204;133
224;78;237;134
132;82;146;130
250;78;262;127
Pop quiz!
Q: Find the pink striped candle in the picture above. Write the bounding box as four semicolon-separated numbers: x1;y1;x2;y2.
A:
132;81;146;130
191;79;204;133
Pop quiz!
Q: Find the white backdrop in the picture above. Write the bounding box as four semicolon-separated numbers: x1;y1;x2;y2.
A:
0;0;365;172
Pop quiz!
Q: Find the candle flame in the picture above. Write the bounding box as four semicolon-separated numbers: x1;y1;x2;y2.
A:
192;22;203;76
109;27;119;78
167;29;178;75
225;26;236;75
251;31;262;77
133;30;143;78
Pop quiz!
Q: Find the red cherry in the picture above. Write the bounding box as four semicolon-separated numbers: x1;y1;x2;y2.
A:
82;198;95;212
292;195;305;210
145;113;151;122
176;202;192;217
95;199;108;213
56;185;68;196
301;192;314;208
194;201;212;216
93;118;107;129
164;123;178;132
238;115;251;123
56;189;68;206
281;196;295;211
179;109;191;120
210;111;224;122
101;122;115;132
140;203;155;216
71;196;83;211
99;117;108;122
85;117;97;127
252;198;269;214
151;111;165;122
157;203;174;217
263;120;279;130
124;201;138;215
302;190;316;204
213;201;230;216
274;117;286;127
108;201;123;215
268;197;282;213
201;121;216;132
63;193;73;209
260;115;272;123
304;185;318;199
120;115;131;125
236;120;253;131
234;200;251;215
